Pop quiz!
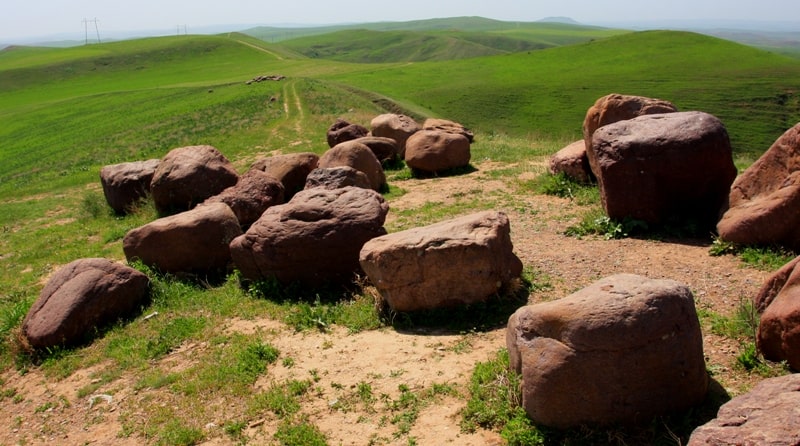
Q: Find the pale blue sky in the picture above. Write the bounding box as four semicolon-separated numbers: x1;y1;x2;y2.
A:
3;0;799;42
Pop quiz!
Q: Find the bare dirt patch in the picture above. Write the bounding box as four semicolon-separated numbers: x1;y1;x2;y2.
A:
0;161;774;445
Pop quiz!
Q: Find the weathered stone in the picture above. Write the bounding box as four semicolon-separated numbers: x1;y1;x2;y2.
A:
22;258;149;349
204;169;285;228
548;140;594;183
100;159;160;214
591;111;736;226
688;374;800;446
404;129;471;173
360;211;522;312
506;274;708;428
717;123;800;249
755;255;800;370
249;152;319;199
230;187;389;285
318;141;386;191
326;118;369;147
583;93;678;175
352;136;399;164
422;118;474;143
150;145;239;215
123;202;242;274
304;166;372;190
370;113;421;158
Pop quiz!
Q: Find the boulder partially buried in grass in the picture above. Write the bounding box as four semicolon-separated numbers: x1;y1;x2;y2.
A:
100;159;160;214
22;258;149;349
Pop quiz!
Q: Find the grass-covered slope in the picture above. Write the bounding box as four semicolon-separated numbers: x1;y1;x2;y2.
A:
327;30;800;158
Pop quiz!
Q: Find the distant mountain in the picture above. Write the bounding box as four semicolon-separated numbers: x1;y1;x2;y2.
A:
538;17;582;25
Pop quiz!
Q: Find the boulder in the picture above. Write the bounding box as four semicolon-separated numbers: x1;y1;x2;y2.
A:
583;93;678;175
123;202;242;275
150;145;239;215
304;166;372;190
22;258;149;349
548;140;594;183
230;187;389;285
249;152;319;199
404;129;471;174
370;113;421;158
318;141;386;191
688;374;800;446
352;136;399;165
204;169;285;228
591;111;736;226
99;159;160;214
422;118;474;143
755;255;800;370
506;274;708;428
717;123;800;249
326;118;369;147
360;211;523;312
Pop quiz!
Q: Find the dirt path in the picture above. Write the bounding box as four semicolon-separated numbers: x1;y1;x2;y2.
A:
232;39;285;60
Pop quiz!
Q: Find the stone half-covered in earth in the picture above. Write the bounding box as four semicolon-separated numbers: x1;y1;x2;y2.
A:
753;255;800;370
404;129;471;174
359;211;523;312
230;186;389;286
123;202;243;275
100;159;160;214
688;373;800;446
506;274;708;428
590;111;736;226
548;140;594;183
22;258;149;349
717;122;800;249
150;145;239;215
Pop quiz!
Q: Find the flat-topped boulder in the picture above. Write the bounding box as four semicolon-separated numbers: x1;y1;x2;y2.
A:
591;111;736;226
100;159;160;214
422;118;474;143
123;202;242;275
230;187;389;286
404;129;471;174
506;274;708;428
359;211;523;312
150;145;239;215
22;258;149;349
718;122;800;249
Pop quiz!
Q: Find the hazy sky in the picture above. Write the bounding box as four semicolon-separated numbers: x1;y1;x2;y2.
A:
2;0;799;42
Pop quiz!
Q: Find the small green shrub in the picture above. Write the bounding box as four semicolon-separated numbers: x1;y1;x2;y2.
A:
564;209;648;240
158;419;204;446
530;172;598;205
274;418;328;446
235;342;280;381
709;238;796;270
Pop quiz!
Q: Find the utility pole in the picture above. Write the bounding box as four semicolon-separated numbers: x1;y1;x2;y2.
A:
82;18;101;44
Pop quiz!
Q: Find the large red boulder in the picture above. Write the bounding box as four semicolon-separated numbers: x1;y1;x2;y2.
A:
326;118;369;148
370;113;420;158
318;141;386;191
22;259;149;349
506;274;708;428
404;130;471;174
717;123;800;249
100;159;160;214
204;169;285;228
755;255;800;370
249;152;319;199
591;111;736;226
230;187;389;286
123;202;242;275
359;211;523;312
150;145;239;215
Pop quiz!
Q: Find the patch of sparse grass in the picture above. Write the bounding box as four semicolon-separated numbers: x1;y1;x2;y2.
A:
709;238;797;271
274;417;328;446
248;379;312;418
564;208;650;240
528;171;599;206
158;419;204;446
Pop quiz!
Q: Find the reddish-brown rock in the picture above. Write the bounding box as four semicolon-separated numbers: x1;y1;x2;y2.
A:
688;374;800;446
318;141;386;191
100;159;160;214
123;202;242;274
591;111;736;225
717;123;800;249
352;136;399;165
583;93;678;175
359;211;522;312
548;140;594;183
370;113;421;157
755;255;800;370
304;166;372;191
22;258;149;349
150;145;239;215
506;274;708;428
404;129;471;174
230;187;389;285
326;118;369;147
249;152;319;199
422;118;474;143
204;169;285;228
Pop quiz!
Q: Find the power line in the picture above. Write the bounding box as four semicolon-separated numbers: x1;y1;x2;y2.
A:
82;18;101;45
